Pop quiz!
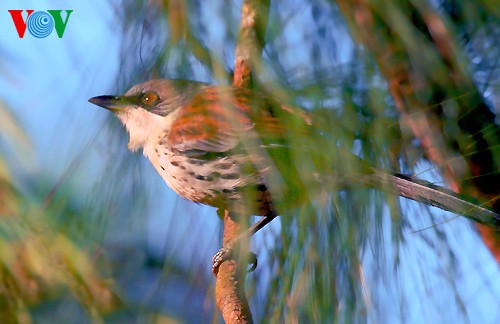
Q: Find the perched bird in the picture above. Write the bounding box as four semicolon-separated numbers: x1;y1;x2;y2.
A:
89;79;499;273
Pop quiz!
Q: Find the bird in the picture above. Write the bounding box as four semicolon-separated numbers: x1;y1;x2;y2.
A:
89;79;499;273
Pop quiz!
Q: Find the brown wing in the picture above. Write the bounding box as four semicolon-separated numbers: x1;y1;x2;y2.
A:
167;85;312;156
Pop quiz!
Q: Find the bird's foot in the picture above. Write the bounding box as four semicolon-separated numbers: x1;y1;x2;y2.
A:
212;247;257;276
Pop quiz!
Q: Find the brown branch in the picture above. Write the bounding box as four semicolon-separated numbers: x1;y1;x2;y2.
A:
336;0;500;263
233;0;269;88
215;0;269;323
336;0;459;186
215;211;253;323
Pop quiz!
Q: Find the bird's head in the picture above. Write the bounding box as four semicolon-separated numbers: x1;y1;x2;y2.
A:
89;79;204;117
89;79;203;150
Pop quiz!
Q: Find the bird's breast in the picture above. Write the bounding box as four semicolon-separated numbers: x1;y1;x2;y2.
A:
143;143;271;214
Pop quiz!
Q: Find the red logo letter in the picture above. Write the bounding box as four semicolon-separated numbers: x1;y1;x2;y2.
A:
8;10;34;38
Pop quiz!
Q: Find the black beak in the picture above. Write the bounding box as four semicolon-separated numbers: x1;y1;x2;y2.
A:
88;95;125;112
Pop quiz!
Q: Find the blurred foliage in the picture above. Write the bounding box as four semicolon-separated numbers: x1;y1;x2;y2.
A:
0;0;498;322
0;105;120;322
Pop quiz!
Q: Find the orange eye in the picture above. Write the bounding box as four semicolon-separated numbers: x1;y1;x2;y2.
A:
142;92;158;106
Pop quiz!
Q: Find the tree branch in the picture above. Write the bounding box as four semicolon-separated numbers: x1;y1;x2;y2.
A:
214;0;270;322
336;0;500;263
215;211;253;323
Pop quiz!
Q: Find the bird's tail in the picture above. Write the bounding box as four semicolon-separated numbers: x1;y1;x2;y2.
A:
365;170;500;226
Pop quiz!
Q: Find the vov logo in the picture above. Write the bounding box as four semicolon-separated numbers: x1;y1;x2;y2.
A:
8;10;73;38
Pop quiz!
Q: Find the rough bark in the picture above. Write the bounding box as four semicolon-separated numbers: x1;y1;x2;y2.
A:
215;211;253;324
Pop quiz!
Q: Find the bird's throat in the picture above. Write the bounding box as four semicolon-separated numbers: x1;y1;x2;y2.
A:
118;108;179;151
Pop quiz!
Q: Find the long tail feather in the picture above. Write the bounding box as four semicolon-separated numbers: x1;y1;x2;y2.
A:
368;170;500;227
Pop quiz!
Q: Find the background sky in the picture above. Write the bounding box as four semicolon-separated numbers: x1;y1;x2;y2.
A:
1;0;499;322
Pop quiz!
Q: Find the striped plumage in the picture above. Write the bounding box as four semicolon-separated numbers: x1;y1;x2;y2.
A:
89;79;499;227
91;79;314;217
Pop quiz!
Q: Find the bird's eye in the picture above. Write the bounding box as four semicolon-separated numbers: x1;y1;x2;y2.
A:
142;92;159;106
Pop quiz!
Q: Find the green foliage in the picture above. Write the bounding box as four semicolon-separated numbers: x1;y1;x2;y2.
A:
0;107;120;322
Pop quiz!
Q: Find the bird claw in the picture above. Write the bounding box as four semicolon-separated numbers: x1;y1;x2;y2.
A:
212;247;231;275
247;252;258;272
212;247;258;276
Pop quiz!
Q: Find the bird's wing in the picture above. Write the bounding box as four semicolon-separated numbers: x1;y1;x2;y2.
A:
167;86;312;157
